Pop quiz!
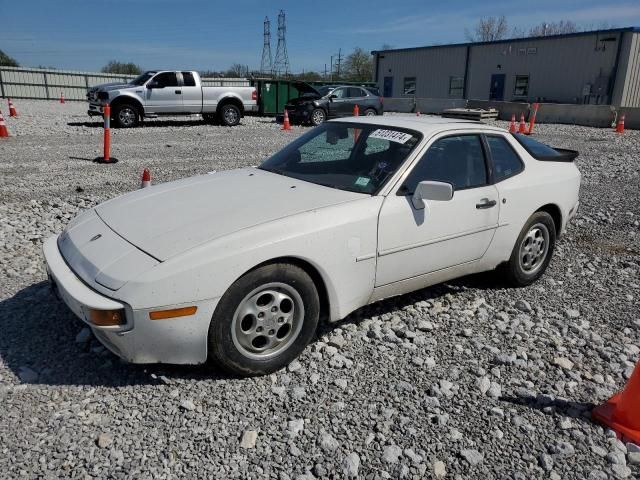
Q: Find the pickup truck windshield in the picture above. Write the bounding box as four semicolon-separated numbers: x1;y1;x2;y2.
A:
259;122;421;194
129;71;156;86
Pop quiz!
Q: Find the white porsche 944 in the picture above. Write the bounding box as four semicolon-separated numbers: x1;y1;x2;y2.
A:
44;116;580;375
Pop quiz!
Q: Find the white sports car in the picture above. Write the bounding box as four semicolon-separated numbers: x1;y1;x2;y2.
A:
44;116;580;375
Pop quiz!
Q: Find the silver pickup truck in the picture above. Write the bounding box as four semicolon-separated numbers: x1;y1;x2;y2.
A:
87;70;257;127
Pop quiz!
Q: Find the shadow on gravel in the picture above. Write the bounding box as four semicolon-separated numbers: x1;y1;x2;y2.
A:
0;282;231;387
67;119;222;129
501;394;596;421
1;271;505;387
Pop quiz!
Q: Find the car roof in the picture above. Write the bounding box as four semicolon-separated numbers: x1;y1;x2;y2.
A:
330;114;506;135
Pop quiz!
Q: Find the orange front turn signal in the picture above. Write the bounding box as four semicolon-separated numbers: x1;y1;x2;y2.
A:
89;308;125;326
149;306;198;320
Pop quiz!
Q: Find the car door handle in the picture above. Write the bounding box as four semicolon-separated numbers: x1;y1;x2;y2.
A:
175;90;182;94
476;198;497;209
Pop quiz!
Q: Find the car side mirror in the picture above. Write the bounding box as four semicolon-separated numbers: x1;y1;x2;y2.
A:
411;181;454;209
147;81;161;89
329;94;337;101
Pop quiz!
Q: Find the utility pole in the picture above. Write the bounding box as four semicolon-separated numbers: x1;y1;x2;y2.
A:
335;48;342;79
330;56;333;82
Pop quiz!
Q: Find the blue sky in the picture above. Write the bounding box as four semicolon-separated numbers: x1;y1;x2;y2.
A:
1;0;639;73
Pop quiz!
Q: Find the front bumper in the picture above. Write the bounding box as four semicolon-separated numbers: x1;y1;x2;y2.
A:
43;235;218;365
88;103;103;117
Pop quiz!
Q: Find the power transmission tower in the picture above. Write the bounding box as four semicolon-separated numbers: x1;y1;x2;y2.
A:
273;10;290;77
260;16;272;75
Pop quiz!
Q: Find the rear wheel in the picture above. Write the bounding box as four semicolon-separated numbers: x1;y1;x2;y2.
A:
112;103;139;128
208;263;320;376
219;104;241;127
502;211;556;286
364;108;377;116
310;108;327;126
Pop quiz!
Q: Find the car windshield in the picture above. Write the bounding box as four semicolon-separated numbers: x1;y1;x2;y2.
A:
316;86;333;96
129;71;156;86
259;122;422;194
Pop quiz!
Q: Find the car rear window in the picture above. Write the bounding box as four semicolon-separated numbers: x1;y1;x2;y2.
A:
512;133;578;161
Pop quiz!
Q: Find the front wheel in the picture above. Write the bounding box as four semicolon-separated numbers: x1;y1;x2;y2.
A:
501;211;556;286
219;104;241;127
208;263;320;376
112;104;139;128
310;108;327;126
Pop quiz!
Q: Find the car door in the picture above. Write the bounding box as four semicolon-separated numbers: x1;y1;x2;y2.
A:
375;133;499;287
327;87;350;117
180;72;202;113
145;72;182;113
348;87;368;114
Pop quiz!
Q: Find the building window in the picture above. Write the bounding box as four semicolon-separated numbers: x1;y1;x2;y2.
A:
449;76;464;97
403;77;416;95
518;48;526;55
514;75;529;97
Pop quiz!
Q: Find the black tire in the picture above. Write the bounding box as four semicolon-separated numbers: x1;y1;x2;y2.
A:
363;108;377;116
218;104;241;127
112;103;140;128
208;263;320;376
310;108;327;126
501;211;556;287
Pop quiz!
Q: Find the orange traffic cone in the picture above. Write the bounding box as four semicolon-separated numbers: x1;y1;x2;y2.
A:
59;92;65;104
527;103;539;135
140;168;151;188
616;113;625;134
281;109;291;131
353;104;360;116
593;360;640;443
518;113;526;134
0;110;10;138
8;98;17;117
508;114;517;133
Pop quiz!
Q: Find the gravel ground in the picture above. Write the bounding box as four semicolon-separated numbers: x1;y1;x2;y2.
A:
0;100;639;479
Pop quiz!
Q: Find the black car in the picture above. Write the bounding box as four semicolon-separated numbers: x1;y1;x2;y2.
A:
285;82;384;126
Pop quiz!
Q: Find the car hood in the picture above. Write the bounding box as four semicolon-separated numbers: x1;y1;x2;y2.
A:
95;168;366;261
89;82;132;92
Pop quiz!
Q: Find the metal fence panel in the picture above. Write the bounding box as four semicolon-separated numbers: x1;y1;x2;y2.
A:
0;66;249;101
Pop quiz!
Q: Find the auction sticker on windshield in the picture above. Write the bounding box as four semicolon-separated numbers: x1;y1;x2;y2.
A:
369;129;413;144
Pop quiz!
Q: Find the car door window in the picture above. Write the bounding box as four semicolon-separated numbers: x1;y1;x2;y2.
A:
181;72;196;87
402;135;487;193
486;135;523;182
331;88;346;99
348;87;364;98
153;72;179;87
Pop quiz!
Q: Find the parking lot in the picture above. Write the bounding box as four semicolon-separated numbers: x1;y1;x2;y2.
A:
0;100;639;479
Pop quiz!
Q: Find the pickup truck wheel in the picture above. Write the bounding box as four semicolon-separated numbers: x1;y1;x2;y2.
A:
112;104;139;128
208;263;319;376
501;211;556;287
310;108;326;126
219;104;241;127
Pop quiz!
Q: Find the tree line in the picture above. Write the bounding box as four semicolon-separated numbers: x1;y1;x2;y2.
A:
465;17;615;42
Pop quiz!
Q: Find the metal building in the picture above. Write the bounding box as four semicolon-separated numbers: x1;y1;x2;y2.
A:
372;27;640;107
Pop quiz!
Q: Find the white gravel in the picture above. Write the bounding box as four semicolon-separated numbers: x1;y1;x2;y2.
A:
0;100;639;479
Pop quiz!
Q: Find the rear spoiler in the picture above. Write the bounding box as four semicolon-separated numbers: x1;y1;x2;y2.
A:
536;148;579;162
